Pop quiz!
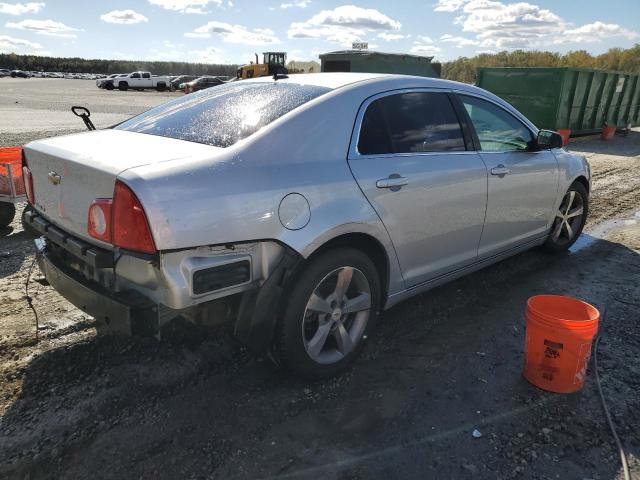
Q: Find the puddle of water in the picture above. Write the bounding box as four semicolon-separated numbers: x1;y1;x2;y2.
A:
570;210;640;253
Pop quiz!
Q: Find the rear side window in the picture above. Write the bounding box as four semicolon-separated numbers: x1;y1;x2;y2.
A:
114;82;331;148
358;92;466;155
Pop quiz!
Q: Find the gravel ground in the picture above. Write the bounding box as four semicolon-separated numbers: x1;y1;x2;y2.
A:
0;79;639;480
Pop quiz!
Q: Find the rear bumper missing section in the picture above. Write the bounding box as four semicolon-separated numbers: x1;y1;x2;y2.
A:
35;237;157;335
34;235;303;350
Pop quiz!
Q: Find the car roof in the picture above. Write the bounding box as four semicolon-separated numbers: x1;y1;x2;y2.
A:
247;72;482;94
246;72;537;132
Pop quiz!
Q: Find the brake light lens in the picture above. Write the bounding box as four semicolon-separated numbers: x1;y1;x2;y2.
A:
87;199;112;242
112;180;156;254
22;165;35;205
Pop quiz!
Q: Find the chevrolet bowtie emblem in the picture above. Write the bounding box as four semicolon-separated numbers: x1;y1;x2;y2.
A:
48;171;61;185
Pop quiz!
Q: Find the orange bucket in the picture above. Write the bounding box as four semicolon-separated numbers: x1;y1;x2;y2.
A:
601;126;616;140
556;129;571;146
523;295;599;393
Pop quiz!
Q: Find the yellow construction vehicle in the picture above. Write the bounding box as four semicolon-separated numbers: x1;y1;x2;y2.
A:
237;52;288;79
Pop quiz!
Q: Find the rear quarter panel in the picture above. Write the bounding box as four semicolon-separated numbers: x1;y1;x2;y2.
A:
121;81;407;295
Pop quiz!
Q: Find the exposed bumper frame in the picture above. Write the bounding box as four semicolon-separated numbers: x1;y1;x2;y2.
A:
35;237;157;335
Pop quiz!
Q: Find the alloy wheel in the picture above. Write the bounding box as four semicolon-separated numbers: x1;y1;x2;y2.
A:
551;189;585;246
301;266;371;365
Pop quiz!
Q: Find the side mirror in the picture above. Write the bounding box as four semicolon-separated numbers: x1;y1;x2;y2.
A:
536;129;564;150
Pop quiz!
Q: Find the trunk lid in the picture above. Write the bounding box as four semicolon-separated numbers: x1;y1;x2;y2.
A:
24;129;216;246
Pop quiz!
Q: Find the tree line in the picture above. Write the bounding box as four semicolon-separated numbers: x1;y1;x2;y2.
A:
0;52;238;76
2;44;639;82
442;44;640;84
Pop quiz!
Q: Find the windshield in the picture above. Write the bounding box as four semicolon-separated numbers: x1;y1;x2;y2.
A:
114;82;331;148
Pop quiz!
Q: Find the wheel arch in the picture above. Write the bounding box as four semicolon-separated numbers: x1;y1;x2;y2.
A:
303;232;391;301
572;175;590;193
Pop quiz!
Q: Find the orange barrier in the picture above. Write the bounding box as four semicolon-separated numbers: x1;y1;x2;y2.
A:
556;129;571;146
0;147;25;196
523;295;599;393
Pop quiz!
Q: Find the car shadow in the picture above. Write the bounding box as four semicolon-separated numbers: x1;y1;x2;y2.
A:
568;128;640;157
1;235;638;480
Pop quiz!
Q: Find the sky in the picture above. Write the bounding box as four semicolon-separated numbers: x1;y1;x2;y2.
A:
0;0;639;65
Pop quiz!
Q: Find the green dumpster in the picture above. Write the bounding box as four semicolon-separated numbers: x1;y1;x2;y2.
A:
476;67;640;136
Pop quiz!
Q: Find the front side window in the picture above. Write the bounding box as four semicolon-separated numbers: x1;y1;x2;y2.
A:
358;92;466;155
131;73;141;79
115;82;331;148
460;95;533;152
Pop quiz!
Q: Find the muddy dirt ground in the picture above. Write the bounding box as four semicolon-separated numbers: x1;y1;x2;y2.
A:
1;80;639;479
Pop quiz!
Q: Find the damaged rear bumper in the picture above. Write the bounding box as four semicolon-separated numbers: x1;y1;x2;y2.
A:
28;209;302;350
35;237;157;335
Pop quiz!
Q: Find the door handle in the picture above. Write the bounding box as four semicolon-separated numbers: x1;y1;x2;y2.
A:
376;176;409;190
490;165;510;176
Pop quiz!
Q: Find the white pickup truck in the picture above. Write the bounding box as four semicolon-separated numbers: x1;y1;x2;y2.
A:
112;71;170;91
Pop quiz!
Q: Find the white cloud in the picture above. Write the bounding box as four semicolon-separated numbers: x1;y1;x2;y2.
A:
410;42;441;57
0;33;42;52
433;0;468;12
147;0;221;14
0;2;44;15
439;33;479;47
185;21;280;45
416;35;434;43
304;5;400;30
100;10;149;25
377;32;406;41
288;5;401;47
5;18;79;37
563;21;639;43
281;0;309;8
433;0;639;50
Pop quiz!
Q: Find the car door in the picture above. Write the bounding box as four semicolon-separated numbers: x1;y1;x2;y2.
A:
347;90;488;288
129;72;141;88
141;72;151;87
456;94;559;257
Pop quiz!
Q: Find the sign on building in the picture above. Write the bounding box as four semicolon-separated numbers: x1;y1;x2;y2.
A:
352;42;368;50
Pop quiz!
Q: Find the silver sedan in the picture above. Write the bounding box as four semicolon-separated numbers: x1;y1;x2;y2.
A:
23;73;590;378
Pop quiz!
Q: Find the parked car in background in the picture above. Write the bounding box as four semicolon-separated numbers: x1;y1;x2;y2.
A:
183;75;226;93
112;71;171;91
0;69;10;77
21;73;589;378
170;75;197;90
97;73;124;89
10;70;29;78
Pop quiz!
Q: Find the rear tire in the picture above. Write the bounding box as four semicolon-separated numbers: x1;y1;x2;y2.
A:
543;181;588;253
105;83;114;90
275;248;381;379
156;83;166;92
118;82;128;91
0;203;16;228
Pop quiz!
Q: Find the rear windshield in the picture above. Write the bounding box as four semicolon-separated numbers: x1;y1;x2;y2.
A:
114;82;331;148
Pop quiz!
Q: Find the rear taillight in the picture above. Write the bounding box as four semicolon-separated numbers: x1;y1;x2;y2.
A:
112;180;156;254
87;180;156;254
88;199;112;242
21;161;35;205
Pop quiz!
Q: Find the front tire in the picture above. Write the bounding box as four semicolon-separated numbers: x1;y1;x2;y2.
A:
543;181;588;253
276;248;381;378
118;82;128;91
